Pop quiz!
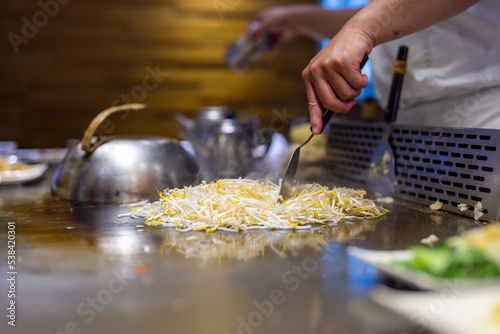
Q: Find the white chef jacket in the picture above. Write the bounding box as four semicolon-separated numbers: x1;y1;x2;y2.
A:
370;0;500;129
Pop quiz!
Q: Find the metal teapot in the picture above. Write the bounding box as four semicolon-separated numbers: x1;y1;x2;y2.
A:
52;104;200;203
174;106;272;180
174;106;238;143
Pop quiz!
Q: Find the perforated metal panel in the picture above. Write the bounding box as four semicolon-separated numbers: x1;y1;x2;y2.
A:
326;119;389;186
326;119;500;221
392;125;500;221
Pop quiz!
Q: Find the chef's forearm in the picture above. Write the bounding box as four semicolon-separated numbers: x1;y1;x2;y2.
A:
345;0;480;50
282;5;361;41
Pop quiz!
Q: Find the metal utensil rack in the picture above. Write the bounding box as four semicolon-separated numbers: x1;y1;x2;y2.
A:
326;118;500;221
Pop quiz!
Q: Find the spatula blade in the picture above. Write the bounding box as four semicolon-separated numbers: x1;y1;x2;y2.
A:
278;147;301;201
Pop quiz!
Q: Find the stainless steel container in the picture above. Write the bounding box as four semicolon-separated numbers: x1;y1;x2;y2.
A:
52;104;200;203
175;107;272;180
206;119;254;179
175;106;238;143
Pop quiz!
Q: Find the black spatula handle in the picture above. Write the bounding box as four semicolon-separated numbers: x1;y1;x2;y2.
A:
385;45;408;124
316;53;369;134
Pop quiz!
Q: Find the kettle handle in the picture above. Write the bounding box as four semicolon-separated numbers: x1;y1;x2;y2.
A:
81;103;146;153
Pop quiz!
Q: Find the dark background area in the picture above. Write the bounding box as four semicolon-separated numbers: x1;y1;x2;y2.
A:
0;0;316;148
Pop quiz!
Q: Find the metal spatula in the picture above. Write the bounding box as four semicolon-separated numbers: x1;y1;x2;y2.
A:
278;54;369;201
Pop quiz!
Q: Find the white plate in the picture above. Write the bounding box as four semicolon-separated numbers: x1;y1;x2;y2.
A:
347;246;500;290
0;163;48;185
370;285;500;334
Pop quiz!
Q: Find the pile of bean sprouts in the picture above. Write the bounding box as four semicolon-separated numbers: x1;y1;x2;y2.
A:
120;179;386;232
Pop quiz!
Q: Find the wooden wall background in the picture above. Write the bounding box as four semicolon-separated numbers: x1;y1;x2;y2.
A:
0;0;316;148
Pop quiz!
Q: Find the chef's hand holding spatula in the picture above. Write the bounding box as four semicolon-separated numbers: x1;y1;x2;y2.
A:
303;43;371;135
278;54;369;201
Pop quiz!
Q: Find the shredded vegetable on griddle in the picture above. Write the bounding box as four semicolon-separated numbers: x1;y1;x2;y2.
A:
123;179;386;232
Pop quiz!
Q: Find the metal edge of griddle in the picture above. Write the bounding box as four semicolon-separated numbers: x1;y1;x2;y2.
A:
325;118;500;222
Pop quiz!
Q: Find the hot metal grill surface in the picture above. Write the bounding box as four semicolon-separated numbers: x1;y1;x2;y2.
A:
0;157;484;334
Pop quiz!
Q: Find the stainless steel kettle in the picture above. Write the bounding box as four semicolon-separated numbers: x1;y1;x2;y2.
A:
174;106;238;143
174;107;272;180
52;104;200;203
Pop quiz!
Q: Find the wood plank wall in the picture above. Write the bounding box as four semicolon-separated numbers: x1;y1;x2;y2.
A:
0;0;316;148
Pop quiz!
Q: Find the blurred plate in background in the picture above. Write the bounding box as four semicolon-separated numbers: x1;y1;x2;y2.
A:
370;284;500;334
0;163;48;185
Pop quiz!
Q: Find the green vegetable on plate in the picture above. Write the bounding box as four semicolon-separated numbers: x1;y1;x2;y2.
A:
399;224;500;279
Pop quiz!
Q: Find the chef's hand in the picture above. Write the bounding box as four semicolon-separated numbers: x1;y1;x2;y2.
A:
249;6;301;46
302;25;372;135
